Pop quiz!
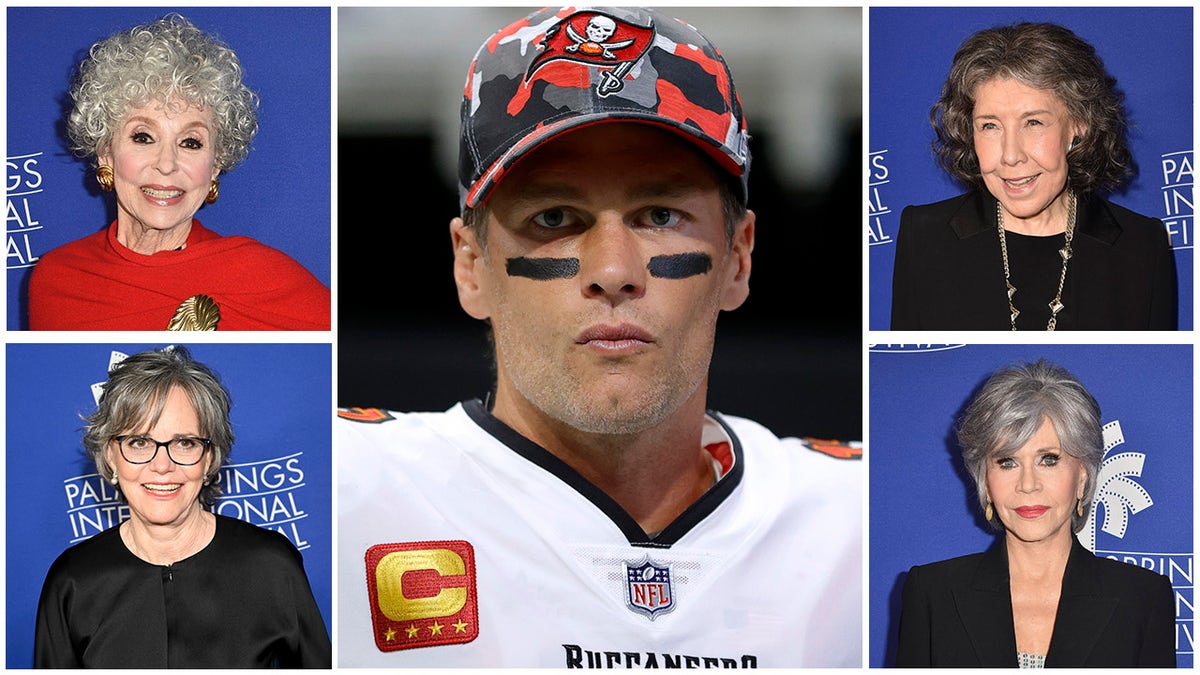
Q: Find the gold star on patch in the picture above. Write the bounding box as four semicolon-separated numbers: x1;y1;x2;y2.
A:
454;619;469;633
405;624;419;639
429;621;444;636
384;628;396;641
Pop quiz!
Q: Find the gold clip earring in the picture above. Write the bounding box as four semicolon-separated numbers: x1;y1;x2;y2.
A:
206;178;220;205
96;165;115;191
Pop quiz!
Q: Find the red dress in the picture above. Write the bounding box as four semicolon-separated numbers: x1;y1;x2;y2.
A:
29;220;330;330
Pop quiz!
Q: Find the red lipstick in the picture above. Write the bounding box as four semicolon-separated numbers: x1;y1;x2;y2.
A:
1014;505;1049;519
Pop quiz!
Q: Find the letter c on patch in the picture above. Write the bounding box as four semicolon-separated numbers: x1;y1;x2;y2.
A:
376;548;468;621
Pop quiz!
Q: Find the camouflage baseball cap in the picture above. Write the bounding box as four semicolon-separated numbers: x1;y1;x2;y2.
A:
458;7;751;209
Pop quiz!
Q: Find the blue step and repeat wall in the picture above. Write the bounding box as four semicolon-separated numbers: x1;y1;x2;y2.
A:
868;7;1193;330
5;343;332;668
5;6;331;329
869;343;1192;667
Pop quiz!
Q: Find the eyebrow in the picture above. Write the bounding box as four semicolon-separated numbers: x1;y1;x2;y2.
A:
626;180;710;202
974;109;1054;120
504;183;587;212
123;116;211;132
508;178;710;210
992;444;1063;457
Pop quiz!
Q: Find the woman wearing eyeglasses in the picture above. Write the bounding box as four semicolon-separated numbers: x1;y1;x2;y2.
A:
33;347;331;668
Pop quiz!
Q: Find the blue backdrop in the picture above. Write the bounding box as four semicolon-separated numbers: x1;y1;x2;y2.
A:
868;7;1193;330
6;7;331;329
5;343;332;668
869;343;1193;667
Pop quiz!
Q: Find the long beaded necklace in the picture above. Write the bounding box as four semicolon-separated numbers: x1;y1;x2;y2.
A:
997;191;1076;331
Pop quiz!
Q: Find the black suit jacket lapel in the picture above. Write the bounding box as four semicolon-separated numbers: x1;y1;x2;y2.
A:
953;542;1018;666
1044;538;1119;667
1074;192;1123;246
948;191;995;240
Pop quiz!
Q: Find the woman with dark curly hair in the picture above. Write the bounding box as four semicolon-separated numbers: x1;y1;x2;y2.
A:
890;23;1176;330
895;360;1174;667
33;347;332;667
28;14;330;330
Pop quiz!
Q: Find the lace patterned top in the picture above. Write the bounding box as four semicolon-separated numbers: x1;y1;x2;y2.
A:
1018;652;1046;669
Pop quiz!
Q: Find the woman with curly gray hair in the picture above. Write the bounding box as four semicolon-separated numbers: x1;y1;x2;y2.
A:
895;360;1174;667
890;22;1176;331
34;346;331;667
28;14;329;331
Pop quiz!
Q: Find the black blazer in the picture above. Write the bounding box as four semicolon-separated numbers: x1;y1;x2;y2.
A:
890;191;1177;330
895;538;1176;667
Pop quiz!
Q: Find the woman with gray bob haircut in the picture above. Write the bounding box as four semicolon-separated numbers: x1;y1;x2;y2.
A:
895;359;1174;667
82;345;233;505
28;13;330;331
35;346;331;667
957;359;1103;534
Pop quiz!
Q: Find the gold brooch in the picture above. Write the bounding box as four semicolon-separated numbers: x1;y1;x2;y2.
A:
167;294;221;331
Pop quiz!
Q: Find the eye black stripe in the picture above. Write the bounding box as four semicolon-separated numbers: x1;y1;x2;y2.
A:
647;252;712;279
505;257;580;280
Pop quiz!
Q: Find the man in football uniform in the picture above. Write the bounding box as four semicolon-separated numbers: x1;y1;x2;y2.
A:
338;7;862;667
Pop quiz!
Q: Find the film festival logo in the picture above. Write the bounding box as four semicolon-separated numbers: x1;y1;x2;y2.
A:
866;149;893;246
6;151;45;269
1080;419;1192;660
1160;150;1193;251
62;350;314;551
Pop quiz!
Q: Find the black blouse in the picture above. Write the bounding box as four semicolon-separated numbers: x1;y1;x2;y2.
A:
34;514;331;668
1003;230;1066;330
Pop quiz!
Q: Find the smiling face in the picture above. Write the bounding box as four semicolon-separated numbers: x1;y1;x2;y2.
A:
453;124;753;436
106;386;212;530
986;415;1086;547
972;78;1084;232
98;100;220;249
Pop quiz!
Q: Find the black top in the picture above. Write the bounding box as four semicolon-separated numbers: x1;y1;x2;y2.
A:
34;514;332;668
895;537;1176;667
890;191;1177;330
1003;230;1065;330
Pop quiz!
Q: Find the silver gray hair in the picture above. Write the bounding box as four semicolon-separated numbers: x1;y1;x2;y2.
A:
67;13;259;170
82;346;234;506
957;359;1102;533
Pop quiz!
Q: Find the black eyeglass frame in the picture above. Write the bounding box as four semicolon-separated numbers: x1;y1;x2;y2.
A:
112;435;212;466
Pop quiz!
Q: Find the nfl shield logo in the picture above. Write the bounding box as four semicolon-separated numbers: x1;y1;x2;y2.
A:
624;558;676;620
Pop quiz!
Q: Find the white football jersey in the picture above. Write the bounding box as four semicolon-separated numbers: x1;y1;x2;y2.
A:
337;400;862;667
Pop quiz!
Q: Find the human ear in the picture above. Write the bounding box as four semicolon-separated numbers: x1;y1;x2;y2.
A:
451;217;492;320
104;447;119;482
1070;120;1089;147
719;210;755;311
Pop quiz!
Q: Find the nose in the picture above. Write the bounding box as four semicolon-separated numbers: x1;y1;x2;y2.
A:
148;442;177;473
579;214;646;303
1000;129;1025;166
1016;463;1039;493
154;142;178;175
